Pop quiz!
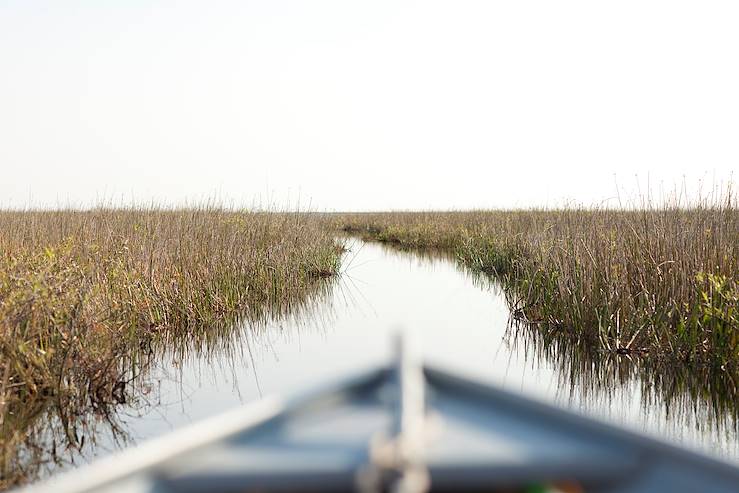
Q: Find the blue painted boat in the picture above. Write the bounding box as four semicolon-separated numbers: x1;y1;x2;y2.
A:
25;338;739;493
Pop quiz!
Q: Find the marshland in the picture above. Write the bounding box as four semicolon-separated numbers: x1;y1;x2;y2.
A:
0;208;342;489
1;200;737;488
4;1;739;491
337;200;739;367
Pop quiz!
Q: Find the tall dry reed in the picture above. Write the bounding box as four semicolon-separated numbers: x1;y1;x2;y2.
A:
338;199;738;367
0;207;341;488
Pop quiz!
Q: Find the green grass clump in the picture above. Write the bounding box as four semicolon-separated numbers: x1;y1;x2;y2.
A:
0;207;341;488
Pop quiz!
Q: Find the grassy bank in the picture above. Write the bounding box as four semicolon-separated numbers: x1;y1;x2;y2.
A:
0;208;341;488
338;204;738;367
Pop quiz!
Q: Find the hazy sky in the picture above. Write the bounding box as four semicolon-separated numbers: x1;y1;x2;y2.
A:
1;1;737;210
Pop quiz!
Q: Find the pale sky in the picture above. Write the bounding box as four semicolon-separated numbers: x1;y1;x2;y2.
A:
1;1;737;210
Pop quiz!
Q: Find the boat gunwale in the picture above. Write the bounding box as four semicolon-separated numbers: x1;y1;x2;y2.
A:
19;359;739;492
19;365;389;493
424;364;739;483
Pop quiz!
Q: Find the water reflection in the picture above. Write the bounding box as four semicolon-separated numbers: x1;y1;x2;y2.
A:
6;239;738;489
0;270;339;489
505;316;738;456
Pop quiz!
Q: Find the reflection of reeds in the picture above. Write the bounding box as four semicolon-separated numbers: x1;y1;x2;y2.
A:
336;199;739;367
505;318;738;456
0;207;342;489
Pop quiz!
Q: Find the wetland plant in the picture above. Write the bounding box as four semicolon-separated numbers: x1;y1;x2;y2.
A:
337;196;738;368
0;206;341;488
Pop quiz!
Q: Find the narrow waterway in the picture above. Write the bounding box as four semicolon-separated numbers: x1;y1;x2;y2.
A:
23;239;739;485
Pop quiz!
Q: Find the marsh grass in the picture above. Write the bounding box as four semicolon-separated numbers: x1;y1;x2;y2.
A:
337;199;739;367
0;207;341;488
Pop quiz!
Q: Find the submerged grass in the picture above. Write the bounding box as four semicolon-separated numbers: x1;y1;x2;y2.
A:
0;207;342;488
337;198;739;368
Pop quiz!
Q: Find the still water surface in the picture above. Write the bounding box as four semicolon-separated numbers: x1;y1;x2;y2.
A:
50;239;739;477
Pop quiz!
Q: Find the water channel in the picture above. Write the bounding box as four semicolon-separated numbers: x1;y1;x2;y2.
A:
18;238;739;486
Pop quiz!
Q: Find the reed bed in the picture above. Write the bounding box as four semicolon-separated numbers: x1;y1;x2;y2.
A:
338;201;739;368
0;207;341;488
